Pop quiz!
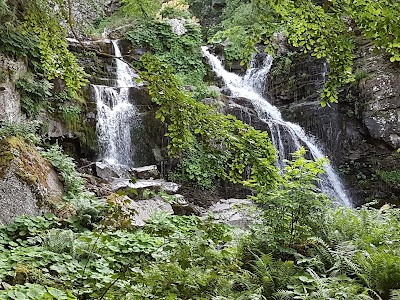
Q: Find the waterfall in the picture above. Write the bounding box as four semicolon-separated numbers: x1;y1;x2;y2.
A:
92;40;141;166
202;46;352;207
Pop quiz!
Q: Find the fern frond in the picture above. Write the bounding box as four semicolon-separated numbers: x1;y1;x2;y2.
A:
272;289;293;300
390;290;400;300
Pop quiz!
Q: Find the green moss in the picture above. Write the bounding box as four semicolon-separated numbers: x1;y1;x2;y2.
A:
77;123;98;153
0;137;52;189
0;137;25;179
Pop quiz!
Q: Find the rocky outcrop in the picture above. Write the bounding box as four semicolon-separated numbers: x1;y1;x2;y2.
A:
106;194;174;228
68;0;120;37
0;138;64;224
0;54;27;122
111;178;180;195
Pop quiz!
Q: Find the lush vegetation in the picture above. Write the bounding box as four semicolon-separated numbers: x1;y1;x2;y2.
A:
209;0;400;105
1;0;400;299
1;0;88;97
0;0;89;150
1;143;400;299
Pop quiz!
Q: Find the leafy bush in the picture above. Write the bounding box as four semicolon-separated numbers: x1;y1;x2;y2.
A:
16;75;53;117
376;169;400;187
0;121;41;144
0;25;41;69
169;143;229;189
250;148;329;251
0;212;265;299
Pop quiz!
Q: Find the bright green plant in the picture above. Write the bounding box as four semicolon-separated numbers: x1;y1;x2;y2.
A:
169;143;229;189
58;105;81;131
0;283;77;300
0;25;41;68
376;170;400;187
121;0;162;18
126;16;205;86
16;75;53;117
248;147;329;253
23;0;88;97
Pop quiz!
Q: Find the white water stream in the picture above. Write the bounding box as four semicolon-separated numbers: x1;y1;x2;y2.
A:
202;47;352;206
92;40;140;166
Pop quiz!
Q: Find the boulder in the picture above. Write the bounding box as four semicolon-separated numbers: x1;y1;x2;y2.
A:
129;195;174;226
203;198;258;228
0;137;64;224
106;194;174;227
171;194;203;216
95;162;131;180
111;178;180;195
130;165;160;179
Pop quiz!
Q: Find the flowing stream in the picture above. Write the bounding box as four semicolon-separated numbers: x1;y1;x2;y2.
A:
202;47;352;206
92;40;140;166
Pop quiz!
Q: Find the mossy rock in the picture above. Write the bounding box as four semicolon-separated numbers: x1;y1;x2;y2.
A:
0;137;68;224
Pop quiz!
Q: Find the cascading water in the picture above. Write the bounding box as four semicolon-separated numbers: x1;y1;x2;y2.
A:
202;46;352;207
92;40;141;166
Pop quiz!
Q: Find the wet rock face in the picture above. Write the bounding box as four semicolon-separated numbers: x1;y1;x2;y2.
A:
0;54;27;122
0;138;64;224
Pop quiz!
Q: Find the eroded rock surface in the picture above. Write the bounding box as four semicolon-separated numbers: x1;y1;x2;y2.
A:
0;54;27;122
355;41;400;149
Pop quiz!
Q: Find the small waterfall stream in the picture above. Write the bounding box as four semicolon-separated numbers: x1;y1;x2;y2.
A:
92;40;141;166
202;47;352;206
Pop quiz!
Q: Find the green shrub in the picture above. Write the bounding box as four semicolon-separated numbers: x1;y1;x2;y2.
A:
0;25;41;68
376;169;400;187
169;143;229;189
16;75;53;117
0;121;41;144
